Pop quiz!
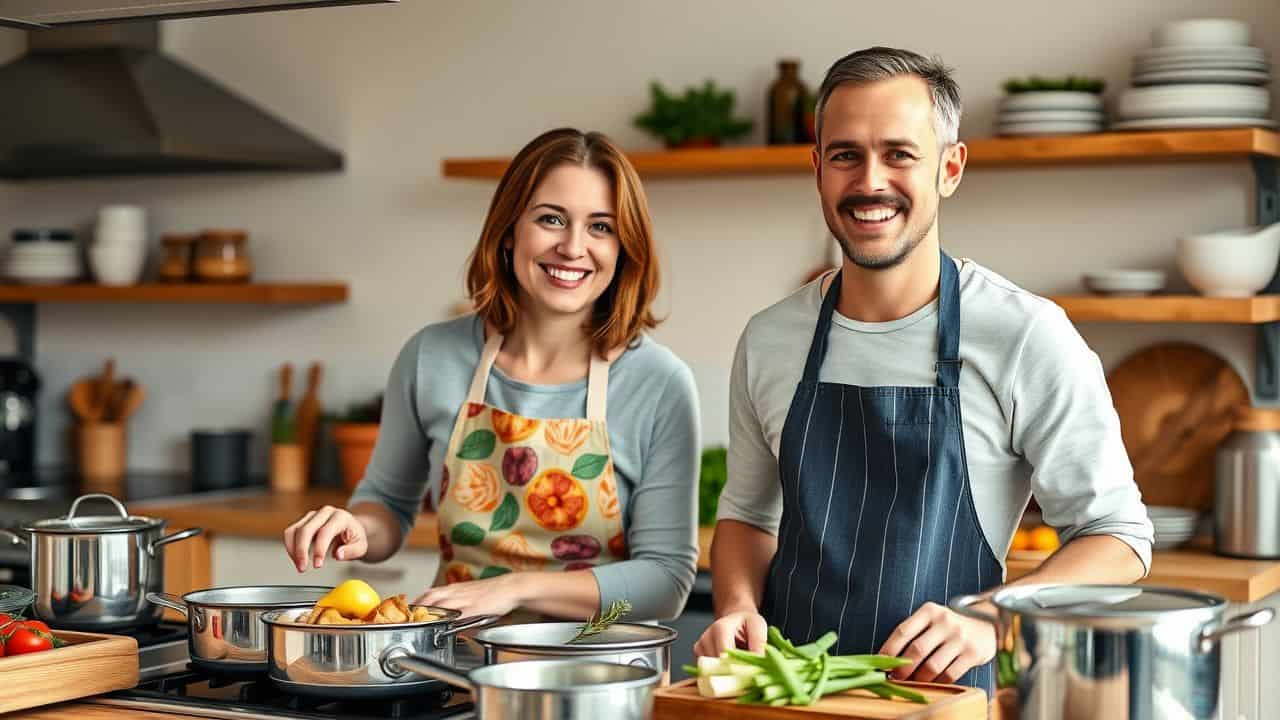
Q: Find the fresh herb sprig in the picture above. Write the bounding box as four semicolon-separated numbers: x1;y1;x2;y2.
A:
569;599;632;644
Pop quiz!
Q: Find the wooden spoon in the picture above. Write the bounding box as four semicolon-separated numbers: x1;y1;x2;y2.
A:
293;363;323;476
92;358;115;422
67;380;96;423
113;381;145;422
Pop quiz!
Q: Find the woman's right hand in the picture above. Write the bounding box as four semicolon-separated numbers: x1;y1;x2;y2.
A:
283;505;369;572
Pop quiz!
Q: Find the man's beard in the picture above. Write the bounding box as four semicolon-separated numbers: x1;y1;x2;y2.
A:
829;193;937;271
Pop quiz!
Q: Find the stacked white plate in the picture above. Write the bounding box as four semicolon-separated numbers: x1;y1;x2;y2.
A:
5;230;82;284
1148;506;1200;550
1114;18;1274;130
996;91;1105;136
1081;269;1167;296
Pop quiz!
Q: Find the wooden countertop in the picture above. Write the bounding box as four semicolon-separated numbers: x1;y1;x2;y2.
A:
137;490;1280;603
7;703;193;719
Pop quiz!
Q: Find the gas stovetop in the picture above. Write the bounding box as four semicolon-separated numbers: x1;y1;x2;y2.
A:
83;621;476;720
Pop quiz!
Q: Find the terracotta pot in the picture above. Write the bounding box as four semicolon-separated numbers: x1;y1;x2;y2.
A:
668;136;721;149
331;422;379;491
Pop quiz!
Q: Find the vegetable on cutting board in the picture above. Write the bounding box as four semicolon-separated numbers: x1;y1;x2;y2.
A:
683;626;927;707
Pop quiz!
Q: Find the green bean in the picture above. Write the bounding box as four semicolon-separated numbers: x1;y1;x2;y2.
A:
765;644;810;704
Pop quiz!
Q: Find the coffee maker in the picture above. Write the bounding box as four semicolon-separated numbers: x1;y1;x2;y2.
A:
0;359;40;481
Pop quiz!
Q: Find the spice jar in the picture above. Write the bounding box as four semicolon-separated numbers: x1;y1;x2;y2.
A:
195;229;253;283
157;233;197;282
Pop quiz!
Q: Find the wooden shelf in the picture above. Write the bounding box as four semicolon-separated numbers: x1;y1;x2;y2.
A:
1050;295;1280;323
441;128;1280;179
0;283;348;304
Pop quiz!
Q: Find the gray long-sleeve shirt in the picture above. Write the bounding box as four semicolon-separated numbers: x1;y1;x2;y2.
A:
348;314;700;621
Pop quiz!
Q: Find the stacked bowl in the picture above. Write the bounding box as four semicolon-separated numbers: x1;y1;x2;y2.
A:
996;91;1105;136
4;229;82;284
1148;506;1200;550
1114;19;1274;130
90;205;148;285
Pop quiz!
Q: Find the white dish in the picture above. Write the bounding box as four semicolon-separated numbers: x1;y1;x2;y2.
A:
1177;225;1280;297
1111;116;1277;130
1082;270;1167;296
997;109;1106;123
999;91;1105;112
997;121;1103;136
1151;19;1251;48
1115;85;1269;119
1137;45;1266;61
1135;58;1269;72
1133;68;1270;85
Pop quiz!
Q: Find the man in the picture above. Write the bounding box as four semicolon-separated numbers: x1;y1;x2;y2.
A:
693;47;1154;693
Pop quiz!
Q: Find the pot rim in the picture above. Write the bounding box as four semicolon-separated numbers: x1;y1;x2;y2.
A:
473;621;678;653
261;604;462;631
181;585;335;610
989;583;1227;626
467;658;660;693
20;516;166;534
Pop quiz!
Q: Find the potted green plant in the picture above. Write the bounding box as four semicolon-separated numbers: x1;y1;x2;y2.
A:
331;394;382;491
698;447;728;527
633;80;754;149
1001;75;1105;94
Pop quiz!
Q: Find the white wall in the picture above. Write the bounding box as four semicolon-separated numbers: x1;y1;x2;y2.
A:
0;0;1276;474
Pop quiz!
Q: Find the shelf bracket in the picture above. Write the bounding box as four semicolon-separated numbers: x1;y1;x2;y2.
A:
1253;155;1280;399
0;304;36;362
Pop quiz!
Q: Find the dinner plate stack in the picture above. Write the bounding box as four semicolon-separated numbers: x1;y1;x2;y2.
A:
1114;18;1275;131
5;229;82;284
1148;506;1200;550
996;91;1105;136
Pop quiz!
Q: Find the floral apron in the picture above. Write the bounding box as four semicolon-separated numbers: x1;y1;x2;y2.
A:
434;332;627;595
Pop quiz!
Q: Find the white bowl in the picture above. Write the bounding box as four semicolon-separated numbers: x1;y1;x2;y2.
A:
1152;19;1251;48
1176;227;1280;297
1000;91;1105;112
1082;269;1167;296
88;244;145;286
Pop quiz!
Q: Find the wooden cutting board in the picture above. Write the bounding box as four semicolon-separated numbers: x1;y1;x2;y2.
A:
1107;342;1249;512
653;679;987;719
0;630;139;713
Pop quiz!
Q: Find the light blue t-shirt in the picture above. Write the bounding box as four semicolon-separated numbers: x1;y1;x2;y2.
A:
349;314;700;621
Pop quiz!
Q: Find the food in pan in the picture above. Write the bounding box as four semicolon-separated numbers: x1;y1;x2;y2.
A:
298;580;438;625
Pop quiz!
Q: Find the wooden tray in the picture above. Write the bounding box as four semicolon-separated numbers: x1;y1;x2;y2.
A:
0;630;139;713
654;678;987;719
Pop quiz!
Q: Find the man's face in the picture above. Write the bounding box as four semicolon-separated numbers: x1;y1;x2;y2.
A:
815;76;952;271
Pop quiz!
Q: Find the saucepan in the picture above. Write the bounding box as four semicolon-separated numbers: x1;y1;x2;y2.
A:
471;621;677;685
146;585;332;674
260;605;500;699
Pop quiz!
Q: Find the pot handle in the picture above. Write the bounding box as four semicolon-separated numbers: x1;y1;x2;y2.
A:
148;527;203;556
0;529;28;548
1198;608;1275;653
949;593;1001;630
384;650;475;693
67;493;129;519
432;614;501;648
145;592;189;617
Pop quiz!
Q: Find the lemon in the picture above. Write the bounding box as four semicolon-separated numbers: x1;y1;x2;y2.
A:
316;579;381;619
1029;526;1061;552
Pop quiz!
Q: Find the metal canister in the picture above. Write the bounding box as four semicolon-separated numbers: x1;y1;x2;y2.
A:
1214;406;1280;559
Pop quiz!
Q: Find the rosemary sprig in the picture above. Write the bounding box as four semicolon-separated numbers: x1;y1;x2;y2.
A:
569;599;631;644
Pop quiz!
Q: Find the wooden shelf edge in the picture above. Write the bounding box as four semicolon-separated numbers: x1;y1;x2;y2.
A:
442;128;1280;179
1050;294;1280;324
0;283;349;304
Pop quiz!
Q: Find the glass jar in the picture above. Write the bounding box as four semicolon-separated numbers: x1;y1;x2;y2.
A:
157;233;197;282
195;229;253;283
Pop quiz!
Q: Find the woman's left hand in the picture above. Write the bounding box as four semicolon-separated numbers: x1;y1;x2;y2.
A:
415;573;527;617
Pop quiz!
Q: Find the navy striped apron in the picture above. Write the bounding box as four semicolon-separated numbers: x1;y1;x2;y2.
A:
761;250;1002;695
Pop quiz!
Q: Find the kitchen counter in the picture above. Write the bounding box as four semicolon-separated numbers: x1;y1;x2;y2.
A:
136;489;1280;603
7;704;194;719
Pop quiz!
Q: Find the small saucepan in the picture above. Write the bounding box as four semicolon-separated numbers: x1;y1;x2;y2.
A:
146;585;333;674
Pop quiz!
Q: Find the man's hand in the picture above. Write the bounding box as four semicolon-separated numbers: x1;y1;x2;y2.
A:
878;602;996;683
693;610;769;657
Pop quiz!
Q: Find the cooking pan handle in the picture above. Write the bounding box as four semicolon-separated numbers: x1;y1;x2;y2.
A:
383;650;475;693
949;593;1001;629
1198;608;1275;652
145;592;189;617
148;527;203;556
432;614;501;648
0;529;28;547
67;493;129;519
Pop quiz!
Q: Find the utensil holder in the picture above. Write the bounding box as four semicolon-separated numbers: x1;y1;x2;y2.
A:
77;422;126;490
270;443;306;493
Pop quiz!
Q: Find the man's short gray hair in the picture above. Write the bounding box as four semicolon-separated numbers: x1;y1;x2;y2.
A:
814;47;962;148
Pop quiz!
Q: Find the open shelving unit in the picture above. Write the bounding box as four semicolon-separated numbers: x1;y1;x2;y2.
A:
444;126;1280;395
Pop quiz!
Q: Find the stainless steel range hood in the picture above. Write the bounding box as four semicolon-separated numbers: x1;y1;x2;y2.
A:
0;0;397;29
0;22;346;179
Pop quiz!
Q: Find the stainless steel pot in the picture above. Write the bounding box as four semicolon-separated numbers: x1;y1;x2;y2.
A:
472;622;676;685
4;493;202;630
394;655;659;720
952;584;1274;720
147;585;332;673
1214;414;1280;558
260;605;499;699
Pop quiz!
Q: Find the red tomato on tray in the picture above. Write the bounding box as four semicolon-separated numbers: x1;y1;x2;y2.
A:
6;627;53;655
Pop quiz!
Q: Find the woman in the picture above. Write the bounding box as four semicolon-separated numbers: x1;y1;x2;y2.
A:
283;128;700;622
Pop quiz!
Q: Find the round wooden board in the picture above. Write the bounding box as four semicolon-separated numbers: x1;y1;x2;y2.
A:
1107;342;1249;512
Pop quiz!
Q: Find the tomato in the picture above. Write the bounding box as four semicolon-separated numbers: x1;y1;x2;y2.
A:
21;620;49;634
6;628;52;655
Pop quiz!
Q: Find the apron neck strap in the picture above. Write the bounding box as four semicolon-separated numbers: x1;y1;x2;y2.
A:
467;331;612;421
800;270;842;385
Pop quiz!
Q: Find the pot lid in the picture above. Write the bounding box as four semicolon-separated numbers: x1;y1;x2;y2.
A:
474;622;678;652
992;584;1224;624
21;493;162;533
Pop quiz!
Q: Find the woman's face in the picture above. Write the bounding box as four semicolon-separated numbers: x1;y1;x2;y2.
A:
508;164;621;320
